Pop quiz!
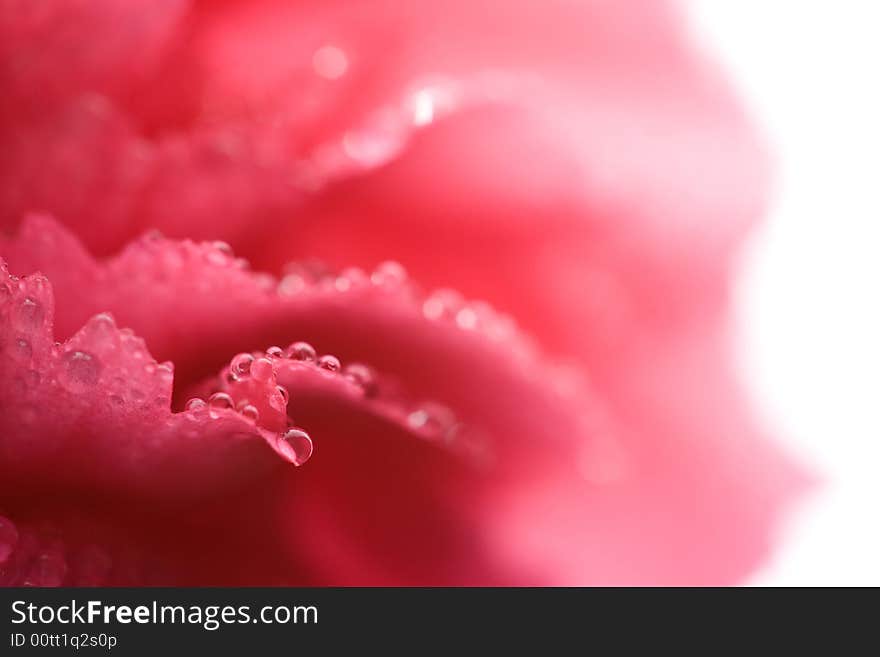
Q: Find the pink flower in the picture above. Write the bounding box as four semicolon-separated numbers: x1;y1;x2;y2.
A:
0;0;808;585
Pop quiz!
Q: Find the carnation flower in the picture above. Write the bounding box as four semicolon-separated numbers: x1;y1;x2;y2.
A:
0;0;807;585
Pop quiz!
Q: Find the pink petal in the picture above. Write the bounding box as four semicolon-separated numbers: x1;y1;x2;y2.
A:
2;218;808;583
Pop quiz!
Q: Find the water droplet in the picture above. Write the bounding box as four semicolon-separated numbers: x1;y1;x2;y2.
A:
230;353;255;378
277;428;313;466
250;357;275;382
276;385;290;405
13;337;32;360
371;261;407;287
266;346;284;359
408;404;457;440
317;354;340;372
208;392;234;415
240;405;260;422
312;45;349;80
89;312;116;337
455;306;478;330
343;363;376;396
0;515;19;563
340;267;367;284
285;341;316;362
278;273;305;296
423;289;463;320
185;397;206;412
14;297;44;331
254;273;277;292
59;350;100;391
212;241;233;256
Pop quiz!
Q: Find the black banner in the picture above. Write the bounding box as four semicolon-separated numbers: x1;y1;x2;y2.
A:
0;586;851;653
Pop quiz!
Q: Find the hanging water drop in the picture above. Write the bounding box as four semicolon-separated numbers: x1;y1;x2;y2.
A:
277;428;314;466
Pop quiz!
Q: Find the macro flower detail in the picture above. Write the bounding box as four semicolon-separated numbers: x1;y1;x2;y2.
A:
0;0;807;586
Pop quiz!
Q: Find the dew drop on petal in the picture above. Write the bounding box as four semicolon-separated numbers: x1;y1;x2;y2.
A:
59;350;100;392
371;261;407;288
456;307;479;330
423;289;463;320
230;353;254;378
250;357;275;382
277;428;314;466
212;241;233;256
240;405;260;422
276;385;289;405
285;341;316;362
0;516;18;563
317;354;340;372
185;397;206;412
408;405;457;440
343;363;376;396
266;346;284;359
14;297;44;331
278;273;305;296
89;312;116;338
208;392;234;414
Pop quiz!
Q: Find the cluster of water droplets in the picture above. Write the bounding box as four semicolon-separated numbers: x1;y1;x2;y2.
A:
126;233;534;367
274;258;535;363
181;341;361;468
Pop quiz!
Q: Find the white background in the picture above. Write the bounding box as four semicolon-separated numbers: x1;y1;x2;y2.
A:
689;1;880;585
